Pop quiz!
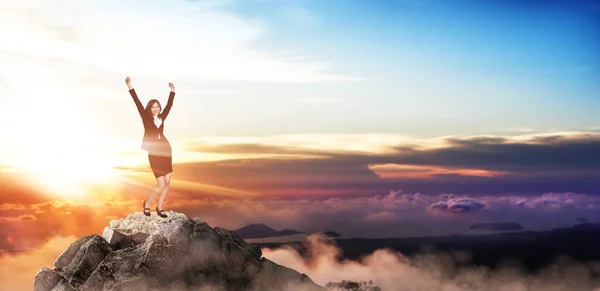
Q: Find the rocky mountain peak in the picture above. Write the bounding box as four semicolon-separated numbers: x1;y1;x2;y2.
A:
33;211;326;291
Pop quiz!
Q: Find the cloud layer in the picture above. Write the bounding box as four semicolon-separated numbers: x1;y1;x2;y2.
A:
169;131;600;197
3;185;600;255
262;234;600;291
0;0;358;82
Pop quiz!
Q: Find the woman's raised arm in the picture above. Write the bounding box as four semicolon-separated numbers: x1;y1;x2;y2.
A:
126;76;146;118
161;82;176;119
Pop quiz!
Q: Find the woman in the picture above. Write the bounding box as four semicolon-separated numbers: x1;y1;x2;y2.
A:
125;76;175;218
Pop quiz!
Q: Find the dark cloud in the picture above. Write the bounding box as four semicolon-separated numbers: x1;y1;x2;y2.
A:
383;134;600;171
169;132;600;197
167;158;381;199
186;133;600;171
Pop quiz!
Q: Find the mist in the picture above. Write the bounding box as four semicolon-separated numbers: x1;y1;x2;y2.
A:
262;234;600;291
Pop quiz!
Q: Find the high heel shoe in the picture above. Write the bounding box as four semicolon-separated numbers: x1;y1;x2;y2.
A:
156;206;168;218
142;200;151;216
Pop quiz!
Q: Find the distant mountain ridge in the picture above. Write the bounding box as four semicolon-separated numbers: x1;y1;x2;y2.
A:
250;222;600;273
233;224;304;239
470;222;523;231
323;231;341;237
233;224;342;239
554;222;600;231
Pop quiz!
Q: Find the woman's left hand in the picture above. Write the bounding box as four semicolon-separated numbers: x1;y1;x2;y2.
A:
169;82;175;92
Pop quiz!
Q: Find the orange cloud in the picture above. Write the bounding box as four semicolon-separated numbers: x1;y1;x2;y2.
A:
0;203;25;210
363;211;398;222
0;235;77;291
0;214;36;222
369;164;508;179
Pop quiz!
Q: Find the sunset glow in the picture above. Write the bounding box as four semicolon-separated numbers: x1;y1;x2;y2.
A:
1;0;599;289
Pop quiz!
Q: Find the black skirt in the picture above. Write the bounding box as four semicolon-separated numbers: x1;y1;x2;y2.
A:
147;140;173;178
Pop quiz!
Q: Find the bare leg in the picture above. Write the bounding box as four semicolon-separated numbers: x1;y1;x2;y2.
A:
145;176;166;208
157;172;171;210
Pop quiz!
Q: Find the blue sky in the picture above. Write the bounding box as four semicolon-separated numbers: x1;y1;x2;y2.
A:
223;0;600;134
1;0;598;142
234;0;599;79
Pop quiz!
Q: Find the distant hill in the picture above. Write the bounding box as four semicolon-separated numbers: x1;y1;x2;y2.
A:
233;224;304;239
470;222;523;231
323;231;341;237
555;222;600;231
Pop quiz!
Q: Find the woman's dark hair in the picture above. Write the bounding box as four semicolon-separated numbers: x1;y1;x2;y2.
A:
145;99;162;118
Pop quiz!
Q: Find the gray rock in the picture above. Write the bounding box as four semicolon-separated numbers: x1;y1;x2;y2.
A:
54;236;94;270
82;248;153;291
102;227;149;249
108;211;191;236
50;278;76;291
61;235;113;289
33;267;63;291
215;227;262;262
34;211;327;291
155;218;194;252
250;258;325;291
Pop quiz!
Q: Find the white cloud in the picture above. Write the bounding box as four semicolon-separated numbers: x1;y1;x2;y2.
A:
428;198;487;213
0;0;359;82
504;192;596;211
497;127;536;133
295;97;338;104
0;0;364;167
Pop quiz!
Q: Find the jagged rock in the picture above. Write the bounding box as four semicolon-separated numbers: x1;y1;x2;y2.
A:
250;258;322;291
33;211;326;291
102;228;149;249
33;268;62;291
54;236;94;270
214;227;262;261
61;235;113;289
51;278;76;291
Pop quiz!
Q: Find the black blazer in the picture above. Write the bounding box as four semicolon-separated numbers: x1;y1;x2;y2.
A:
129;88;175;152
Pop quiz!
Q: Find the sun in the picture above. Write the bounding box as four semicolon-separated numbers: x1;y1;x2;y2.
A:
6;124;120;200
1;95;125;200
23;150;117;200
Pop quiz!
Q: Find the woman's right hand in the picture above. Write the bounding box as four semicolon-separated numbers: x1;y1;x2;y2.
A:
125;76;133;90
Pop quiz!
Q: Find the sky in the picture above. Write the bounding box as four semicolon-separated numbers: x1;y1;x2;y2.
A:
1;0;600;289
